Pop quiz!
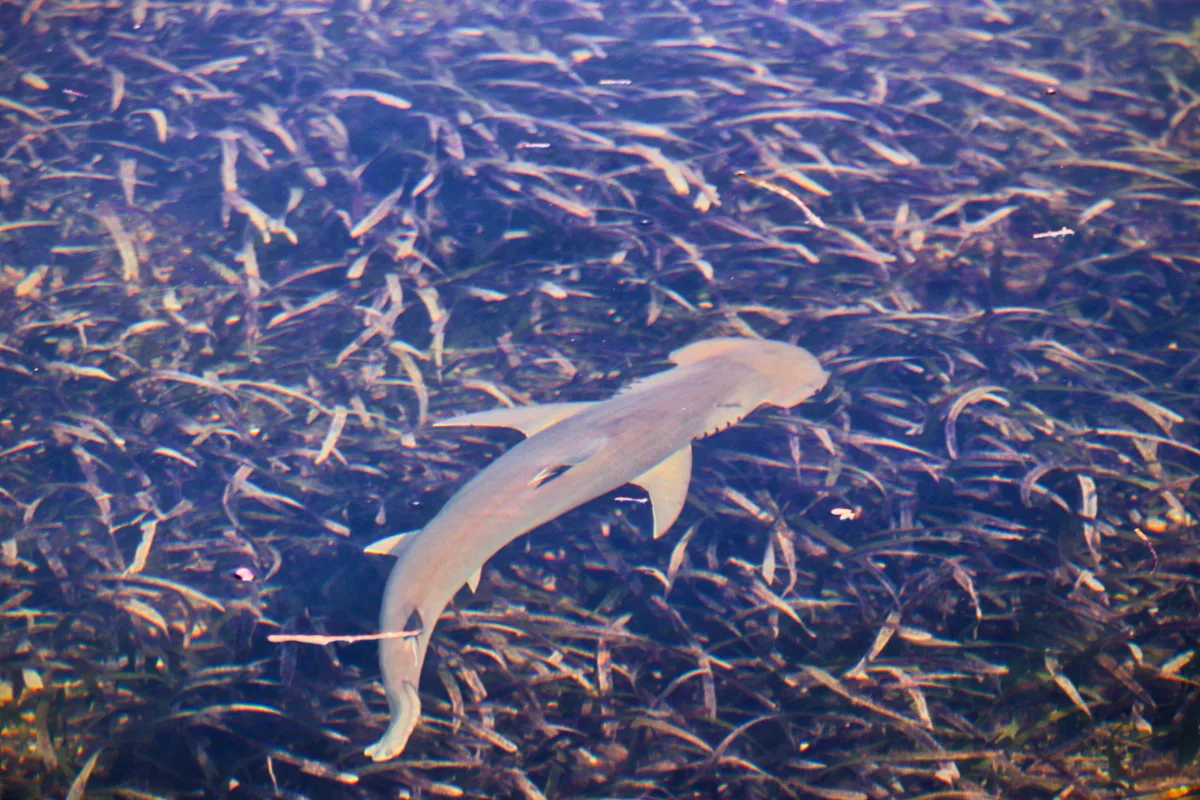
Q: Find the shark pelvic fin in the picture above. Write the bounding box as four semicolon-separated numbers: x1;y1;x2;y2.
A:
433;402;594;437
630;445;693;539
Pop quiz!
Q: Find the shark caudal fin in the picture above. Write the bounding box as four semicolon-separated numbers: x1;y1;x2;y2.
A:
364;679;421;762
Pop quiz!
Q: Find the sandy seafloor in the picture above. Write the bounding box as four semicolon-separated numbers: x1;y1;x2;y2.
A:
1;0;1200;797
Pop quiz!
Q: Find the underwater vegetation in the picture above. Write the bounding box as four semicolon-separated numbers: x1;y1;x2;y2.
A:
1;0;1199;797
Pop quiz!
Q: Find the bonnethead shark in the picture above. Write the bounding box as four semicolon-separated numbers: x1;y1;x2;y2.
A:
363;337;828;761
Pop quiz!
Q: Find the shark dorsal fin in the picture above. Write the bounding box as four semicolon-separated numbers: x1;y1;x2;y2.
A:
629;445;693;539
433;402;594;437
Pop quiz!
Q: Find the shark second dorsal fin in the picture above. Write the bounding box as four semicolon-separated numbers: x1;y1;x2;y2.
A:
364;530;419;557
433;402;594;437
629;445;693;539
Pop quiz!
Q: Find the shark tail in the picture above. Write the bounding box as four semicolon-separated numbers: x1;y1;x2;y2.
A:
364;679;421;761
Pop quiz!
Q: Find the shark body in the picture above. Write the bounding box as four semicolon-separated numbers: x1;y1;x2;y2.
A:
364;337;828;761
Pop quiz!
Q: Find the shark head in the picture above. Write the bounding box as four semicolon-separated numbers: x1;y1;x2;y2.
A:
669;337;828;409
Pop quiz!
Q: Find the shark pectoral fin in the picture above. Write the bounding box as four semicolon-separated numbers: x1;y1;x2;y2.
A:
433;402;595;437
466;567;482;594
364;530;419;556
630;445;693;539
